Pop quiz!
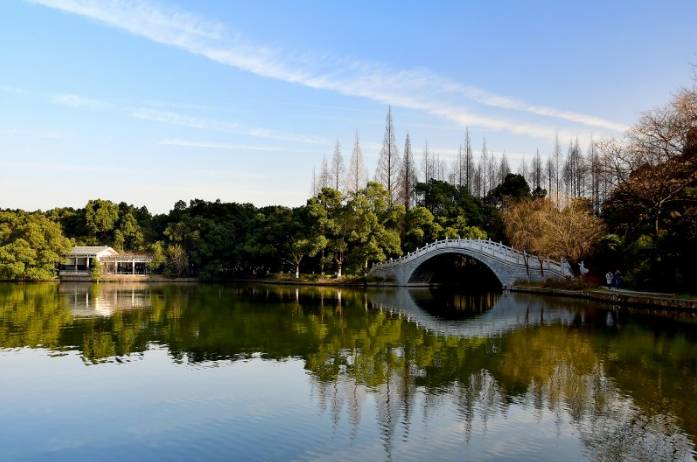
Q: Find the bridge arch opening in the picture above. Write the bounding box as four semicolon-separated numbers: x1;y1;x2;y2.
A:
409;288;502;320
407;253;503;290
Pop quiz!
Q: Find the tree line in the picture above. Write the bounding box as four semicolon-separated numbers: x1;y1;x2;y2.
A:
1;81;694;290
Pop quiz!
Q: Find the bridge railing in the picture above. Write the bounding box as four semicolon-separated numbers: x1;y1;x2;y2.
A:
370;238;569;276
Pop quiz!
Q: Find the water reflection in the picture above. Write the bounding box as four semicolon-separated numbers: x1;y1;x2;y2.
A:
0;283;696;461
60;283;153;317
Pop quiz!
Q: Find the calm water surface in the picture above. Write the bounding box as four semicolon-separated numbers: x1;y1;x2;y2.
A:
1;283;696;461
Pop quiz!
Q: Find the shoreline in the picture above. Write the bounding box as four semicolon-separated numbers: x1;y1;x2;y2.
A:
4;277;697;313
510;285;697;312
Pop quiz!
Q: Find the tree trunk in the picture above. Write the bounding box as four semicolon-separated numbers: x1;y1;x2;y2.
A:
295;263;300;279
568;259;581;277
336;260;342;279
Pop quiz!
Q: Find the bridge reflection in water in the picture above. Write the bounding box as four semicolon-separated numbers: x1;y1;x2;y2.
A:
0;283;695;461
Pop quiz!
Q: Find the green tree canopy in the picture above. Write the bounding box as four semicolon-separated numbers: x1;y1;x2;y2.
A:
0;211;72;280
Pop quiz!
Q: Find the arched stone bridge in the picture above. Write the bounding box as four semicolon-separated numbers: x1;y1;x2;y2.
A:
368;238;572;288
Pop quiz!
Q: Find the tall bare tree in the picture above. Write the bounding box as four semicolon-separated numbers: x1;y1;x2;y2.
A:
480;138;489;194
464;128;473;192
318;155;330;190
532;148;544;193
398;133;417;210
375;106;400;203
346;131;367;194
546;156;554;196
457;144;463;188
474;161;483;198
330;140;344;191
554;134;561;205
498;152;510;184
487;150;496;193
421;141;432;182
518;157;529;183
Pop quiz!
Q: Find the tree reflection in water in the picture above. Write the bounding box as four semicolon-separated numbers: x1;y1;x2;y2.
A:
0;283;696;460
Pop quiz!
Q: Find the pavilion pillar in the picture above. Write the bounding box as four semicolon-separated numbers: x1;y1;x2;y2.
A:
132;260;135;275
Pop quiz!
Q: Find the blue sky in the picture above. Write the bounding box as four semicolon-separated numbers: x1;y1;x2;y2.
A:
1;0;695;212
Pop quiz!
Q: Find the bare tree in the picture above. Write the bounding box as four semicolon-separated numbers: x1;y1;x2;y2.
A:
421;141;432;182
606;127;697;237
318;155;330;190
457;144;463;188
480;138;488;194
330;140;344;191
498;152;510;184
375;106;400;203
464;128;473;192
346;131;367;194
487;150;496;193
398;133;417;210
546;156;554;197
531;148;544;193
475;162;483;197
554;134;561;205
629;88;697;164
518;157;529;182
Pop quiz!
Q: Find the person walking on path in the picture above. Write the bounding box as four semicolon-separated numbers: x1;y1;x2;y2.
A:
612;270;622;290
605;271;613;289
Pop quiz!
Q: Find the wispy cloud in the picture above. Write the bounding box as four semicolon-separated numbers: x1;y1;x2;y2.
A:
29;0;628;141
159;139;288;152
132;108;326;144
1;160;127;173
0;128;66;139
51;92;110;109
0;85;25;94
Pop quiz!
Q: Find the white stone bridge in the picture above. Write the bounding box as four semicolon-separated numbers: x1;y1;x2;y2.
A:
368;238;572;288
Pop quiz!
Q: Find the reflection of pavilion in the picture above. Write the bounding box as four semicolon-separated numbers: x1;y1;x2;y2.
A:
59;283;152;317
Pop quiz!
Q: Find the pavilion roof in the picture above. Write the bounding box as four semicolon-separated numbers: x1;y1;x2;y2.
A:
67;246;117;257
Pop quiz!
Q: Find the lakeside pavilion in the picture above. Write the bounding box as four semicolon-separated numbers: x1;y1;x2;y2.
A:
60;246;153;279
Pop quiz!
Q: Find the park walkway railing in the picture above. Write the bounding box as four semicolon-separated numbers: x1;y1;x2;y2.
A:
370;238;569;277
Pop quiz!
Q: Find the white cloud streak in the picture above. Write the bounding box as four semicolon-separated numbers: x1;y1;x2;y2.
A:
159;139;288;152
29;0;629;141
132;108;326;144
50;92;110;109
0;85;26;94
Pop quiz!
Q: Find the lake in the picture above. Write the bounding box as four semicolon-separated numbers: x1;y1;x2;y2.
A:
1;283;696;461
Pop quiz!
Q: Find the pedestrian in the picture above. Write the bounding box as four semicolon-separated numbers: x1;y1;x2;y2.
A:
605;271;613;289
613;270;622;289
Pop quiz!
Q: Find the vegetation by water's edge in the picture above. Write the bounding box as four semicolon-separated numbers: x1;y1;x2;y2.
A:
511;285;697;312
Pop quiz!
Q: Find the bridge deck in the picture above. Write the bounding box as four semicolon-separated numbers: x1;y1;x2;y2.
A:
369;238;571;287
